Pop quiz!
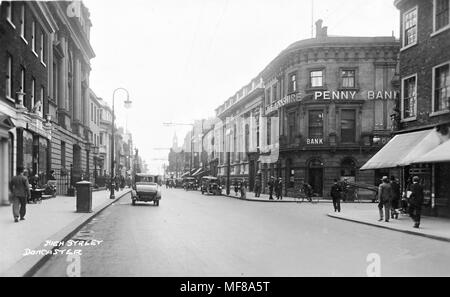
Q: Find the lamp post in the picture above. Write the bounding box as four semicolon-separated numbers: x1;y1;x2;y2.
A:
110;88;132;199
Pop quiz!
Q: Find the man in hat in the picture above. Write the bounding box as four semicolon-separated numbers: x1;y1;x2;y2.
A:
268;177;275;200
275;177;283;200
377;176;393;222
9;167;31;222
409;176;424;228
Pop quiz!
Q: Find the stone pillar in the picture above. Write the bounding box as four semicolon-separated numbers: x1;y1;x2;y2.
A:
0;139;10;205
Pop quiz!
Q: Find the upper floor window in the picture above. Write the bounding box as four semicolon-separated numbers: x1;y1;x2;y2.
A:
272;84;278;102
20;66;25;93
340;109;356;143
308;110;324;139
434;0;450;32
433;62;450;112
39;86;44;117
288;73;297;93
403;7;418;48
310;70;323;88
20;4;26;41
6;54;13;99
6;1;14;26
40;32;46;64
31;21;36;53
401;74;417;120
341;70;356;88
31;78;36;110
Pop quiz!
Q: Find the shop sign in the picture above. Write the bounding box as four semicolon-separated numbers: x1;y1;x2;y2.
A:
306;138;324;145
265;92;303;115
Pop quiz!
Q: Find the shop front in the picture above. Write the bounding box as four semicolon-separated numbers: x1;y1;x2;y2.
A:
17;128;50;185
361;126;450;217
0;114;14;205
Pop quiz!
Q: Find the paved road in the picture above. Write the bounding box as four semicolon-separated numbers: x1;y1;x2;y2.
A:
34;188;450;277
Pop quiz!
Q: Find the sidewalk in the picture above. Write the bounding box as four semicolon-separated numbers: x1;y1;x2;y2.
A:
327;204;450;242
223;191;372;203
0;188;131;276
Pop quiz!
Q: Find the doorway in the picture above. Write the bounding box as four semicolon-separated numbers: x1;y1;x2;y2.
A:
308;158;323;196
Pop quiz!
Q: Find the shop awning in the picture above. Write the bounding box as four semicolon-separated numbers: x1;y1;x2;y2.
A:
360;129;434;170
180;171;190;178
192;168;204;177
413;139;450;163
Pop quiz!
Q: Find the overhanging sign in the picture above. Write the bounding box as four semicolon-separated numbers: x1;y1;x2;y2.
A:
265;92;303;115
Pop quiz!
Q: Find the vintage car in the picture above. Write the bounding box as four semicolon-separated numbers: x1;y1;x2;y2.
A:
175;178;183;188
131;173;162;206
183;177;197;191
200;176;222;195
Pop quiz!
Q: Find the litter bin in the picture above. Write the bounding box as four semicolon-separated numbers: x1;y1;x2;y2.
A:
75;181;92;213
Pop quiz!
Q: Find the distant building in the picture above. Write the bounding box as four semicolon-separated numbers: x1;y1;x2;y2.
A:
214;77;264;192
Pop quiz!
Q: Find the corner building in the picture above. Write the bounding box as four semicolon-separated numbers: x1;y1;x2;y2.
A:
261;21;400;198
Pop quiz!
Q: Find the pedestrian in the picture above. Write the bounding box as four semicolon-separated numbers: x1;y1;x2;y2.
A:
240;179;246;199
254;176;261;198
234;180;239;196
409;176;424;228
268;177;275;200
119;175;125;190
390;176;400;219
377;176;393;222
302;182;313;202
9;167;31;223
276;177;283;200
330;179;341;212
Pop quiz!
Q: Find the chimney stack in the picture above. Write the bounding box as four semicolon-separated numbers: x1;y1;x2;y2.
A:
315;19;328;39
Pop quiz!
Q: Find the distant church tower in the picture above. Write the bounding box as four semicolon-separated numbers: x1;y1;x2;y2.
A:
172;132;178;150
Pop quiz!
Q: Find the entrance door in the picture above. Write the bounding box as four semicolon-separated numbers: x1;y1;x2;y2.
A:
308;158;324;196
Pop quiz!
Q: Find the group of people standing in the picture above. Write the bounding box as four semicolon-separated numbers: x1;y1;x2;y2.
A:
267;177;284;200
378;175;424;228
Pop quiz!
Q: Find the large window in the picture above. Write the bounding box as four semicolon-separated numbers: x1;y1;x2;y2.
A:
267;117;272;146
20;66;25;97
403;7;418;48
402;75;417;119
6;1;13;25
433;63;450;112
40;32;46;64
308;110;324;139
341;70;356;88
53;60;58;102
288;72;297;93
435;0;450;32
6;54;12;99
31;21;36;53
340;109;356;143
20;4;26;40
31;78;35;110
310;70;323;88
39;86;44;117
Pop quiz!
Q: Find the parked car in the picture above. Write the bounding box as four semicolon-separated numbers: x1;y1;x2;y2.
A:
183;177;197;191
131;173;162;206
200;176;222;195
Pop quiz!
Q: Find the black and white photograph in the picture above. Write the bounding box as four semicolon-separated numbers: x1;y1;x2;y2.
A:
0;0;450;282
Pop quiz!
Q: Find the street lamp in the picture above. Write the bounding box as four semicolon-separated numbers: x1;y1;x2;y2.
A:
110;88;132;199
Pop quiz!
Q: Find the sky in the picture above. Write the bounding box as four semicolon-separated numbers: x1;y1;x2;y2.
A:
84;0;400;174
